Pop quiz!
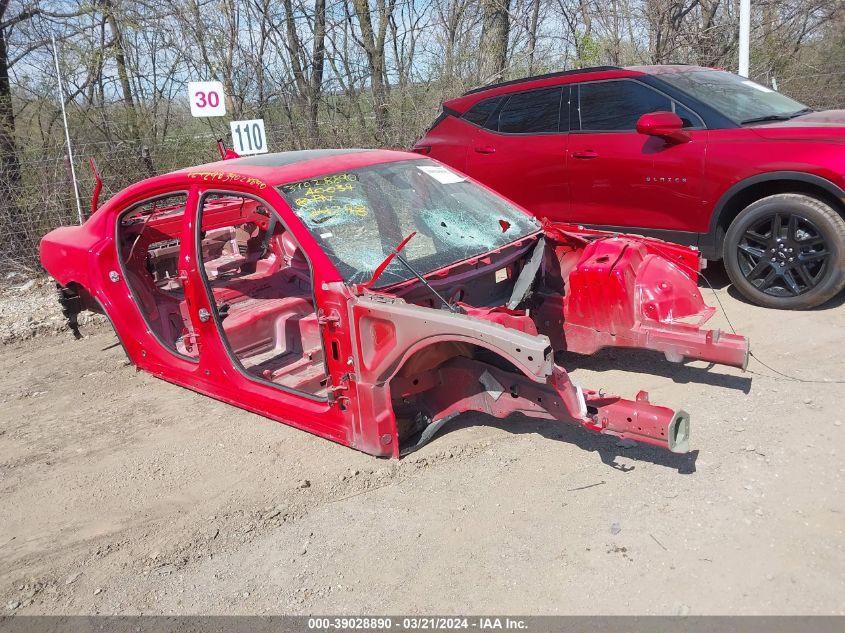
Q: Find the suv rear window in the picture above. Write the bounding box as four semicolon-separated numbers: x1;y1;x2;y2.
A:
498;87;563;134
462;96;504;128
578;80;672;131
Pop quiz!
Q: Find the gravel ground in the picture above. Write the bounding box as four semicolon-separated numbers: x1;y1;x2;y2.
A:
0;266;843;615
0;275;105;344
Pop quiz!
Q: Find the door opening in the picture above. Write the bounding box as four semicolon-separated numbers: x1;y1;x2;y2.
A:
117;193;199;359
196;192;329;397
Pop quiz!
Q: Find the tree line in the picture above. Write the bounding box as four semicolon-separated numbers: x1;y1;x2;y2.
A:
1;0;843;266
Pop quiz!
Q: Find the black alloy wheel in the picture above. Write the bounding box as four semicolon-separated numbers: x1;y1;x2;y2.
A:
736;212;829;297
723;194;845;309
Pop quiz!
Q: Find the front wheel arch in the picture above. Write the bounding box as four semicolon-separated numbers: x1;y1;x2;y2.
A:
707;173;845;259
386;341;535;453
57;280;132;360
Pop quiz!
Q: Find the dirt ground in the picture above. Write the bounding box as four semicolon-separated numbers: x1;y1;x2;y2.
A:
1;266;844;616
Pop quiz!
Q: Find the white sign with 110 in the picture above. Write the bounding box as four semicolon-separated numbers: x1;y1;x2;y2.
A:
229;119;268;156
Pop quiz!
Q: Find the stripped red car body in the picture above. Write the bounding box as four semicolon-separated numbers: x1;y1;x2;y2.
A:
40;150;748;458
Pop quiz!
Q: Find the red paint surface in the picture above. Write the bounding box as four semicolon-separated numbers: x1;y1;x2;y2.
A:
41;150;748;458
417;66;845;240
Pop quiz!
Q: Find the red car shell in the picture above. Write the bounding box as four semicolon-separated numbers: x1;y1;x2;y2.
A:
40;150;749;458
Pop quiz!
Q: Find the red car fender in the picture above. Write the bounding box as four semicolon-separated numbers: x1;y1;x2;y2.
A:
554;232;749;368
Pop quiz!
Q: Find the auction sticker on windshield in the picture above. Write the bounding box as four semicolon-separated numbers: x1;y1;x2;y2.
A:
417;164;466;184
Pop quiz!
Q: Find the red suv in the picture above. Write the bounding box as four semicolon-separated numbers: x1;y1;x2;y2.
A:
414;65;845;309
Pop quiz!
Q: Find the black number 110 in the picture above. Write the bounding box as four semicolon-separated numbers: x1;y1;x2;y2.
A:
233;123;264;152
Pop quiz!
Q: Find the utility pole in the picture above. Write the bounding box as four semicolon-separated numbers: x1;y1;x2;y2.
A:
738;0;751;77
51;33;83;225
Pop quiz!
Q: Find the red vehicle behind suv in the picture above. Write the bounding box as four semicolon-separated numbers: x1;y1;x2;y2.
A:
414;65;845;309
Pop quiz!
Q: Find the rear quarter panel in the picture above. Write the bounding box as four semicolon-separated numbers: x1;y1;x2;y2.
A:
419;115;472;172
40;224;102;289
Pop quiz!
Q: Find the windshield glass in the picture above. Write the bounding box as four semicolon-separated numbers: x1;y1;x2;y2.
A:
657;70;809;123
279;159;540;288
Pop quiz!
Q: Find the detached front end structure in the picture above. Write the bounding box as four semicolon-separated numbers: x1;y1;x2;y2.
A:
40;150;748;458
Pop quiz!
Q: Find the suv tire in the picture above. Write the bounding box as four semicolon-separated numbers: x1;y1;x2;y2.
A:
723;193;845;309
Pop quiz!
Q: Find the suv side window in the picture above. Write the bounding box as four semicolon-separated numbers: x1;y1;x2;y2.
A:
497;86;564;134
462;96;504;129
578;80;700;131
672;101;703;128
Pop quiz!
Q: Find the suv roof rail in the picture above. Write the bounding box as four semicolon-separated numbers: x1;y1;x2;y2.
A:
461;66;623;96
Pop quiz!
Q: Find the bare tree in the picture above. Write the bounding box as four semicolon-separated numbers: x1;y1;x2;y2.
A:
527;0;541;71
0;1;88;259
349;0;396;139
279;0;326;141
2;0;845;269
479;0;510;82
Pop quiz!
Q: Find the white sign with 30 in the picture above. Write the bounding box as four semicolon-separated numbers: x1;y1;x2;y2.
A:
188;81;226;117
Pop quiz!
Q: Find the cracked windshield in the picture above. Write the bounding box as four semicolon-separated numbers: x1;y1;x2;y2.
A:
279;159;540;288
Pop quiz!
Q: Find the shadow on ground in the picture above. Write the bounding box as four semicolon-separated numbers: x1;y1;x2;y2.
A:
725;283;845;311
431;412;699;475
698;259;732;290
703;259;845;311
559;347;752;393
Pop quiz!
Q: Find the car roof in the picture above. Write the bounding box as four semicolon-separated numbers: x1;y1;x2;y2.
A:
96;149;420;215
626;64;718;75
444;66;641;112
460;66;623;96
171;148;418;187
444;64;719;113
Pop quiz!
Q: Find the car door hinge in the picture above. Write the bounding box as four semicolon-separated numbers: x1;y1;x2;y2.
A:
317;308;341;328
328;373;353;407
181;330;200;354
330;394;351;407
328;372;353;393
